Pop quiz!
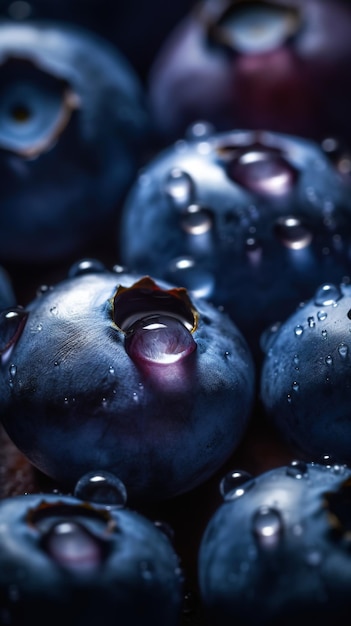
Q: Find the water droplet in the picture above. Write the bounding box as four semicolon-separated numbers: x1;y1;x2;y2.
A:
292;381;300;392
252;506;283;548
317;310;327;322
35;323;43;332
219;469;254;501
68;258;106;278
43;521;103;571
227;148;298;196
294;325;304;337
164;168;194;209
319;453;334;467
321;330;328;339
286;459;308;479
287;393;292;403
338;343;349;359
74;470;127;508
108;365;115;374
9;363;17;378
274;216;313;250
293;354;299;367
325;355;333;366
166;257;215;299
125;314;196;366
186;120;215;140
307;316;315;328
180;204;213;235
112;264;127;274
314;284;342;307
50;306;58;316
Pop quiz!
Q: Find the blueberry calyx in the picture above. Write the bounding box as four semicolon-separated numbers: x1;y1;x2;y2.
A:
111;276;199;333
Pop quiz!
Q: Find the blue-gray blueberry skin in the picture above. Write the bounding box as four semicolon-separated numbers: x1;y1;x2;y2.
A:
0;20;150;264
199;462;351;626
0;493;184;626
260;282;351;465
0;266;255;502
119;128;351;361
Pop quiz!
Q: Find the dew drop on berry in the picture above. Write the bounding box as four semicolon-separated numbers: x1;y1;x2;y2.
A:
219;469;254;501
186;120;215;141
317;310;327;322
338;343;349;359
314;283;343;307
227;148;298;196
166;258;215;300
68;258;106;278
252;506;283;548
164;168;194;209
74;470;127;508
180;205;213;235
294;325;304;337
0;307;28;364
274;216;312;250
286;460;308;479
125;314;196;365
43;521;103;571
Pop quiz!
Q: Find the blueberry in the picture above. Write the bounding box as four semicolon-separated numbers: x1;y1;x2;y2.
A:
0;19;149;264
260;281;351;465
0;260;255;502
199;461;351;626
119;128;351;361
0;491;183;626
148;0;351;144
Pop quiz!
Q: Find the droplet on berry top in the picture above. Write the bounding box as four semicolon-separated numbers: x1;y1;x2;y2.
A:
219;469;254;501
42;521;104;572
252;506;284;548
164;168;195;209
125;314;197;365
226;147;298;196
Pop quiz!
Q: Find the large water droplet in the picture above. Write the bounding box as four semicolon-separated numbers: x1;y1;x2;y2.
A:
252;506;284;548
180;204;213;235
294;325;304;337
317;310;327;322
164;168;194;209
42;521;103;572
274;216;313;250
125;314;196;365
219;469;254;501
314;284;342;307
338;343;349;359
227;148;298;196
74;471;127;508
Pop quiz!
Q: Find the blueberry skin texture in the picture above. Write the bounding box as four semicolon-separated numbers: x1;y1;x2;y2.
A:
199;462;351;626
0;493;183;626
119;128;351;361
260;282;351;464
148;0;351;143
0;20;149;264
0;267;255;502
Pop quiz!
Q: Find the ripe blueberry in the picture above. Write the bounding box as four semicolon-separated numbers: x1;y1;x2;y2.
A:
0;260;255;502
199;461;351;625
0;19;149;264
0;491;184;626
119;128;351;361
